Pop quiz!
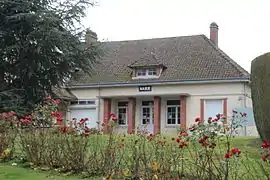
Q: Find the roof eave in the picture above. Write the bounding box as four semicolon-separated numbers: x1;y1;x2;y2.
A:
128;63;166;69
67;77;250;89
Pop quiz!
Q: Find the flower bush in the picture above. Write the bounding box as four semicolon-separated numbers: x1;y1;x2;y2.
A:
0;98;270;179
0;111;18;161
18;97;92;172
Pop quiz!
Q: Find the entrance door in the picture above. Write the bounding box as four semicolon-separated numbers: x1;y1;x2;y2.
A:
141;101;154;134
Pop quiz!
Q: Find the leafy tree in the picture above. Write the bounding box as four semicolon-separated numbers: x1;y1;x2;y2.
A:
0;0;100;114
250;52;270;141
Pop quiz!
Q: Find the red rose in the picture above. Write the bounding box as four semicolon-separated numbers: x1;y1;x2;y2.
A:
60;126;68;133
262;154;269;161
109;112;116;117
195;117;200;122
261;140;270;149
112;116;117;122
224;153;230;159
230;147;241;156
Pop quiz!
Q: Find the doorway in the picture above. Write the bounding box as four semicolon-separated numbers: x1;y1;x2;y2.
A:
141;100;154;133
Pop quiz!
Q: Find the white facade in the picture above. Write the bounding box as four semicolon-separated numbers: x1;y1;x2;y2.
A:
67;81;257;135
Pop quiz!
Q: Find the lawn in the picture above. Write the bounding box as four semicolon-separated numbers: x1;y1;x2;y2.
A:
0;164;86;180
0;136;264;180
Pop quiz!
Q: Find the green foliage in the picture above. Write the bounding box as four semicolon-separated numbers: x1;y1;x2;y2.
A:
0;0;100;113
0;112;18;161
250;52;270;141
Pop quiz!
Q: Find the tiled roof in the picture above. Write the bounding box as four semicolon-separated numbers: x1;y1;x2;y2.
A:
52;87;77;100
69;34;249;86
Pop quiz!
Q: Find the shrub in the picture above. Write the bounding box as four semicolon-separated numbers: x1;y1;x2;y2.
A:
2;97;269;179
251;52;270;141
18;97;91;172
0;111;18;161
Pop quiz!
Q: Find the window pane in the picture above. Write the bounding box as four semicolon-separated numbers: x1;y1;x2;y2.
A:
167;107;177;124
78;101;87;105
118;107;127;125
148;68;157;76
87;100;95;105
70;101;78;105
136;69;147;76
142;107;150;124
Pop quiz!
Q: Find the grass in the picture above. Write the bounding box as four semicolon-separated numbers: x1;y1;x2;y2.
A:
0;136;265;180
0;164;85;180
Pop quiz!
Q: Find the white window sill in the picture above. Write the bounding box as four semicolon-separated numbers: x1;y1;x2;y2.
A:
165;125;180;128
132;76;159;80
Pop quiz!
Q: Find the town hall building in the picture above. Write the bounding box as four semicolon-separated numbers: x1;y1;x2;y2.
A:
63;22;255;135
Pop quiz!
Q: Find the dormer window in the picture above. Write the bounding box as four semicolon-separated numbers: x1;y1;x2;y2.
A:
148;68;157;76
135;68;157;78
136;68;147;76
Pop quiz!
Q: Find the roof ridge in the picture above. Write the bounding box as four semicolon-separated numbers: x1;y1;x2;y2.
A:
102;34;203;43
200;35;250;77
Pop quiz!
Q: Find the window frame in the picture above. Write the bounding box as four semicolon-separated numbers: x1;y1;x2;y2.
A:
203;99;224;121
136;68;147;77
117;101;128;126
70;100;96;105
135;68;158;78
166;100;181;125
147;68;157;76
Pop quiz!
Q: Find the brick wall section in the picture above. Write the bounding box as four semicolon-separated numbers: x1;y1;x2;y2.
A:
200;99;205;121
223;98;228;125
127;97;136;133
154;96;161;134
103;98;111;133
180;96;187;130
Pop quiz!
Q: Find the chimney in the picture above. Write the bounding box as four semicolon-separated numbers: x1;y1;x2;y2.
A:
85;28;97;45
210;22;219;46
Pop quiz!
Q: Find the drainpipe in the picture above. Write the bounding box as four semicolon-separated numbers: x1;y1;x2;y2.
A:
243;83;247;108
97;85;101;129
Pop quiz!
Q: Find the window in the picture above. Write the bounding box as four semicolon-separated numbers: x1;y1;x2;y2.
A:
148;68;157;76
136;69;147;76
70;100;96;105
135;68;158;77
117;101;128;125
166;100;180;125
204;99;223;120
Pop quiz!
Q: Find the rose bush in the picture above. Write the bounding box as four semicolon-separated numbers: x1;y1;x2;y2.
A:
0;98;270;179
0;111;18;161
18;97;92;172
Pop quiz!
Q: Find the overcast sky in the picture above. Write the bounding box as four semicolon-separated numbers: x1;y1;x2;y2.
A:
83;0;270;72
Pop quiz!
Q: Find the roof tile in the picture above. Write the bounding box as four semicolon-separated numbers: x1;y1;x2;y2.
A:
69;34;249;86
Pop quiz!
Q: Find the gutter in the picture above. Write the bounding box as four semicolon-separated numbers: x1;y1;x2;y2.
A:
67;77;250;89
